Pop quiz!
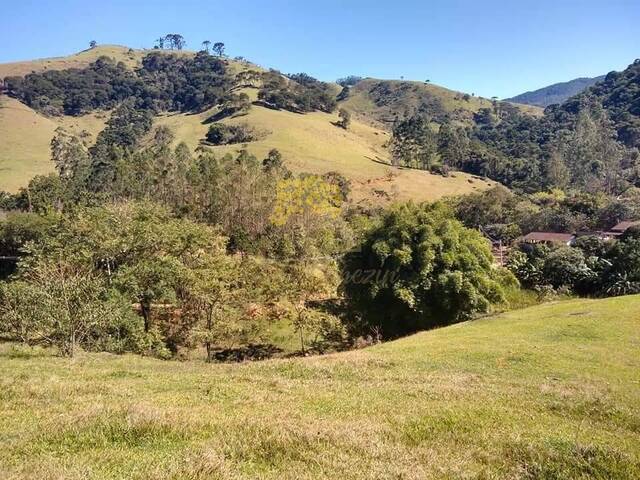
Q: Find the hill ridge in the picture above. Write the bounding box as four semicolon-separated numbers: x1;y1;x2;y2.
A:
505;75;605;108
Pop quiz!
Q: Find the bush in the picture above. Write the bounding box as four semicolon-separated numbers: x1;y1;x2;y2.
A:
508;232;640;297
542;247;595;290
205;123;256;145
336;76;362;87
0;262;135;356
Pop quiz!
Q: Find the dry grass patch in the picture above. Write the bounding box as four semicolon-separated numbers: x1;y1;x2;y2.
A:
156;104;495;204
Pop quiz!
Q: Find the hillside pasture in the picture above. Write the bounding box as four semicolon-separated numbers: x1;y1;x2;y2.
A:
0;295;639;479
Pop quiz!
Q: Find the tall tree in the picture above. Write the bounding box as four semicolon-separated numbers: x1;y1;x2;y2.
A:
559;104;626;194
545;148;570;189
437;122;469;169
341;202;512;337
50;128;90;183
390;115;437;170
165;34;186;50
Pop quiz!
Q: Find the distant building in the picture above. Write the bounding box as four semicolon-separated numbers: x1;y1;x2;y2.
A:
610;220;640;234
521;232;575;246
575;230;621;241
516;220;639;251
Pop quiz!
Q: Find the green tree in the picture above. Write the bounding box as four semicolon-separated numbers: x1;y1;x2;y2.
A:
18;202;227;354
545;148;570;189
390;115;437;170
437;122;469;169
341;202;511;337
199;150;277;251
51;127;89;182
282;260;340;354
212;42;225;56
542;247;596;290
165;34;186;50
604;236;640;295
0;261;131;357
558;105;626;193
15;174;65;214
270;175;349;259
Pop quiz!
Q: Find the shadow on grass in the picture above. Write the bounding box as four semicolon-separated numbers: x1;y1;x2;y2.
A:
210;343;284;362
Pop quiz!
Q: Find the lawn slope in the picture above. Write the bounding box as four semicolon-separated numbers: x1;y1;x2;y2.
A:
0;97;58;191
0;45;155;79
0;96;107;192
1;295;639;479
157;104;496;203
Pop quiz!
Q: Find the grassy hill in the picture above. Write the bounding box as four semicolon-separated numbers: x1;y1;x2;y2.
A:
0;96;107;192
341;78;543;129
0;45;500;200
1;294;639;479
0;97;58;191
156;103;496;203
0;45;162;79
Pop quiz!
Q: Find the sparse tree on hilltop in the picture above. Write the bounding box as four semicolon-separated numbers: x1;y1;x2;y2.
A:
212;42;225;57
165;34;186;50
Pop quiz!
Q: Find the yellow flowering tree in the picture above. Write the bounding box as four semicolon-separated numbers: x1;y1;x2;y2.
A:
271;175;341;229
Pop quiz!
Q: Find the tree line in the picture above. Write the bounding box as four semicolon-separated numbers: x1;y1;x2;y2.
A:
388;59;640;196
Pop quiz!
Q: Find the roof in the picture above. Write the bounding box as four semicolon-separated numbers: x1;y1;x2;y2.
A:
611;220;640;232
522;232;575;243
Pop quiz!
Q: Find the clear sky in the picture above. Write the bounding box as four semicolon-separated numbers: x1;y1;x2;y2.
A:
1;0;638;98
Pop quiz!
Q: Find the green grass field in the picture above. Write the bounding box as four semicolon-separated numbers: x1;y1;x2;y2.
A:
1;295;638;479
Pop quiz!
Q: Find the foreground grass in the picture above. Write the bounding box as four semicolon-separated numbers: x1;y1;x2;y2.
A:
1;295;639;479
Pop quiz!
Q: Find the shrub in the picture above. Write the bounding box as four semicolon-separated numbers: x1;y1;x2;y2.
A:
0;262;135;356
542;247;595;290
205;123;256;145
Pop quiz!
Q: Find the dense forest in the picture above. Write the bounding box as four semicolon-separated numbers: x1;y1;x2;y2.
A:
390;59;640;194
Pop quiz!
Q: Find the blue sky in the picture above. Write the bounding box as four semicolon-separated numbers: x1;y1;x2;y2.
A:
1;0;638;98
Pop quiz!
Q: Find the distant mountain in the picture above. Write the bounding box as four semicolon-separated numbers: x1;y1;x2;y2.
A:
505;76;605;108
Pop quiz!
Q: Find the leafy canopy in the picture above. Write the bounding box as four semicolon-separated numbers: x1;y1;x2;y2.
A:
341;202;513;337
